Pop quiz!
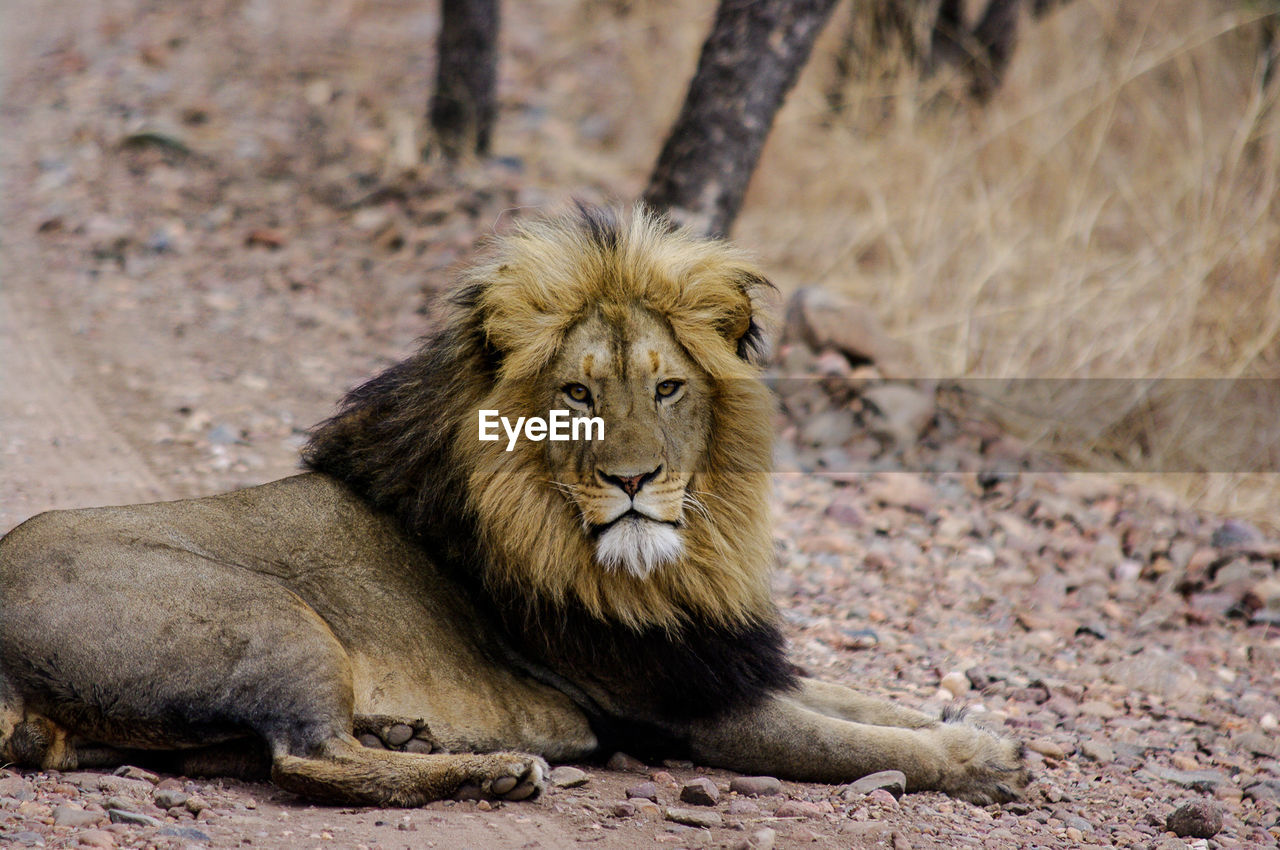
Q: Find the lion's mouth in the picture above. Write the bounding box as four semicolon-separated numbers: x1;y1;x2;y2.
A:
588;509;679;538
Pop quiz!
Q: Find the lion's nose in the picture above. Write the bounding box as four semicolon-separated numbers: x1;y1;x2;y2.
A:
598;466;662;498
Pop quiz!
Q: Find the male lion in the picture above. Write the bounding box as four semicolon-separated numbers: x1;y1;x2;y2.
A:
0;206;1026;806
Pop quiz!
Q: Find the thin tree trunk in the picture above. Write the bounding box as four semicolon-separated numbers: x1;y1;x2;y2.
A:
642;0;841;237
429;0;499;159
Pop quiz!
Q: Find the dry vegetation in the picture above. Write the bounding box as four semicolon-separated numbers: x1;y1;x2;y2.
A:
514;0;1280;526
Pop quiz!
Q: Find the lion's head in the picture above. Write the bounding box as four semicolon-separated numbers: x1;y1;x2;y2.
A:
305;205;777;632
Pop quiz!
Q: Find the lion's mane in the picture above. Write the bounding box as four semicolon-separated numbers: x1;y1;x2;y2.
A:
304;205;796;725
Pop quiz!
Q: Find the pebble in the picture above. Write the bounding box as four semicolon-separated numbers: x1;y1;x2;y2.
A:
843;770;906;799
664;806;723;828
732;827;776;850
610;801;636;817
940;671;970;698
153;788;189;809
606;752;647;771
53;806;106;827
625;781;658;802
1145;765;1229;791
1080;739;1115;763
158;826;212;842
727;799;760;815
0;774;34;799
1166;800;1224;838
1026;737;1066;759
679;777;719;806
112;766;159;784
773;800;822;818
108;808;162;827
867;789;899;807
729;775;782;797
549;766;589;788
77;830;116;849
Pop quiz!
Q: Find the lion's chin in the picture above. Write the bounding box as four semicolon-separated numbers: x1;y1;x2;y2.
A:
594;515;683;579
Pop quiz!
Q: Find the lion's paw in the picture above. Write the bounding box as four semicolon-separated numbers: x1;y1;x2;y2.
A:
453;753;549;803
935;712;1029;806
353;715;437;754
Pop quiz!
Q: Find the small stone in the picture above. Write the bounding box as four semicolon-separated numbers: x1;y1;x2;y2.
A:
867;789;899;806
77;830;115;849
158;826;211;843
626;781;658;802
1080;739;1114;764
843;770;906;799
733;827;776;850
549;766;589;788
679;777;720;806
651;770;678;787
153;788;189;809
606;752;647;771
773;800;822;818
1166;800;1224;838
0;774;34;799
53;806;106;827
610;801;636;817
108;808;162;827
727;799;760;815
112;765;159;784
664;806;723;828
1244;780;1280;804
729;775;782;796
1026;738;1066;760
385;724;414;746
1145;765;1228;791
1064;827;1083;842
476;800;492;811
939;671;970;698
1062;815;1094;833
183;795;210;814
1212;519;1262;548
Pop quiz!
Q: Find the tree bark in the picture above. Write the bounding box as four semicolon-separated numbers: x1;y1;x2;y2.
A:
642;0;841;237
429;0;499;159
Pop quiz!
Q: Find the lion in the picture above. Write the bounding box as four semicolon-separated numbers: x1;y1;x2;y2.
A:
0;205;1027;807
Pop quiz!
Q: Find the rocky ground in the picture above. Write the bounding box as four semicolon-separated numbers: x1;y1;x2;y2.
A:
3;1;1280;848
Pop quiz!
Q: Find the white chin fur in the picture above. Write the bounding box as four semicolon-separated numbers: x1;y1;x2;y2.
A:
594;516;683;579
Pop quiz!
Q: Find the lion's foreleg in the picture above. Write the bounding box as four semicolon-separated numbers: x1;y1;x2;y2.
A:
270;738;549;807
684;694;1028;805
794;678;937;728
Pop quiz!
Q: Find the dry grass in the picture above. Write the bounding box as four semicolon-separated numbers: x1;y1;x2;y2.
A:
514;0;1280;527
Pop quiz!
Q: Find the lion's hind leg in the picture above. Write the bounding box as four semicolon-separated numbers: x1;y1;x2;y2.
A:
270;736;548;807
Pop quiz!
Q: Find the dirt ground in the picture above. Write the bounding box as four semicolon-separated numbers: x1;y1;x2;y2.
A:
3;1;1280;849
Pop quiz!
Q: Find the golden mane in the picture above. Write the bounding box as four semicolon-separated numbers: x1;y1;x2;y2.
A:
306;205;777;631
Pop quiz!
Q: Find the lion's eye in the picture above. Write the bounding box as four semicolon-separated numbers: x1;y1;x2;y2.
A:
656;379;683;399
564;383;592;404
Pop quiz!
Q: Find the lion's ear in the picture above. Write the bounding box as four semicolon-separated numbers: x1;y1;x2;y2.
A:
729;272;775;366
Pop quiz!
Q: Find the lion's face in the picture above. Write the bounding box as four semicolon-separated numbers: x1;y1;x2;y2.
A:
544;308;713;579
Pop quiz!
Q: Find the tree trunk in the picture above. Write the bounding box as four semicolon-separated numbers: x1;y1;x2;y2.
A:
642;0;841;237
429;0;499;159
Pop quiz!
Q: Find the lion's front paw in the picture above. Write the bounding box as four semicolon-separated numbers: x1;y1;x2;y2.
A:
935;713;1029;805
453;753;549;802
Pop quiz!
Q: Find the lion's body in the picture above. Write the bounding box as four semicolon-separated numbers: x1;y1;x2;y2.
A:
0;206;1027;806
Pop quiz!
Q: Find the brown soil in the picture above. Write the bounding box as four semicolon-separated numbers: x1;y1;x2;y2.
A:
2;2;1278;849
